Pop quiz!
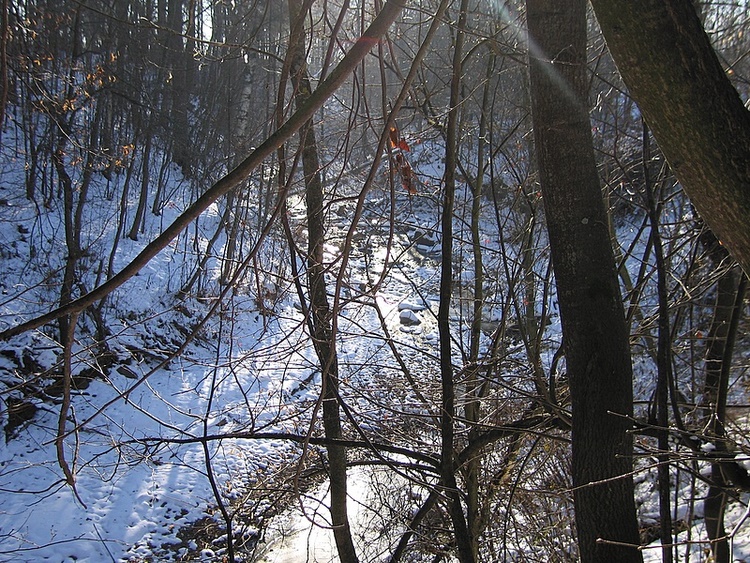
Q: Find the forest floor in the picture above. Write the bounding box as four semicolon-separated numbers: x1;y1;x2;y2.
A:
0;145;749;562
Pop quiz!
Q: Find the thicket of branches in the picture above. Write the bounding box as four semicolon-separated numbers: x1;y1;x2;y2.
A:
1;1;750;561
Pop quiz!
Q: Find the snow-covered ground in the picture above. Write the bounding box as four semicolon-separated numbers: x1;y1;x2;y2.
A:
0;143;445;561
0;311;287;561
0;135;749;562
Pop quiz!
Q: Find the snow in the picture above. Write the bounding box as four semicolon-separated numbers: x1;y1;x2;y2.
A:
397;296;429;312
701;441;716;453
0;128;749;563
398;309;421;326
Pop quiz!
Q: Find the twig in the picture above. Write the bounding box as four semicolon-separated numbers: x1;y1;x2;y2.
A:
56;311;86;508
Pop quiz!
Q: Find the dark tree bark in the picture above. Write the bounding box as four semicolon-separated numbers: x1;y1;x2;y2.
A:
164;0;192;171
0;0;9;137
128;133;151;241
526;1;643;561
589;0;750;276
642;122;673;562
287;1;358;561
438;1;475;561
700;239;746;563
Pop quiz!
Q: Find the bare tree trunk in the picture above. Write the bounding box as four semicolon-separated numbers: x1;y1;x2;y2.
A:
439;1;475;561
128;133;152;241
642;122;674;562
464;46;495;558
589;0;750;275
700;237;745;563
53;8;99;344
165;0;192;172
107;142;136;279
0;0;9;138
54;146;79;344
287;1;358;561
526;1;643;561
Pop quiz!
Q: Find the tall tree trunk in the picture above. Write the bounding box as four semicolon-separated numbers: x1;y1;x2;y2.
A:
128;133;152;241
589;0;750;275
642;122;674;562
0;0;9;138
701;238;745;563
54;146;79;345
166;0;191;171
464;46;495;559
439;1;475;561
287;1;358;561
526;1;643;561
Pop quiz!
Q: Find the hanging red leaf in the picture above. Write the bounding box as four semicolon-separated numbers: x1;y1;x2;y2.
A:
398;138;410;152
400;159;417;195
389;126;400;148
393;149;417;195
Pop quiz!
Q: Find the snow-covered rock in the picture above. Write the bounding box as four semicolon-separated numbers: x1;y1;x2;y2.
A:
399;309;421;326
